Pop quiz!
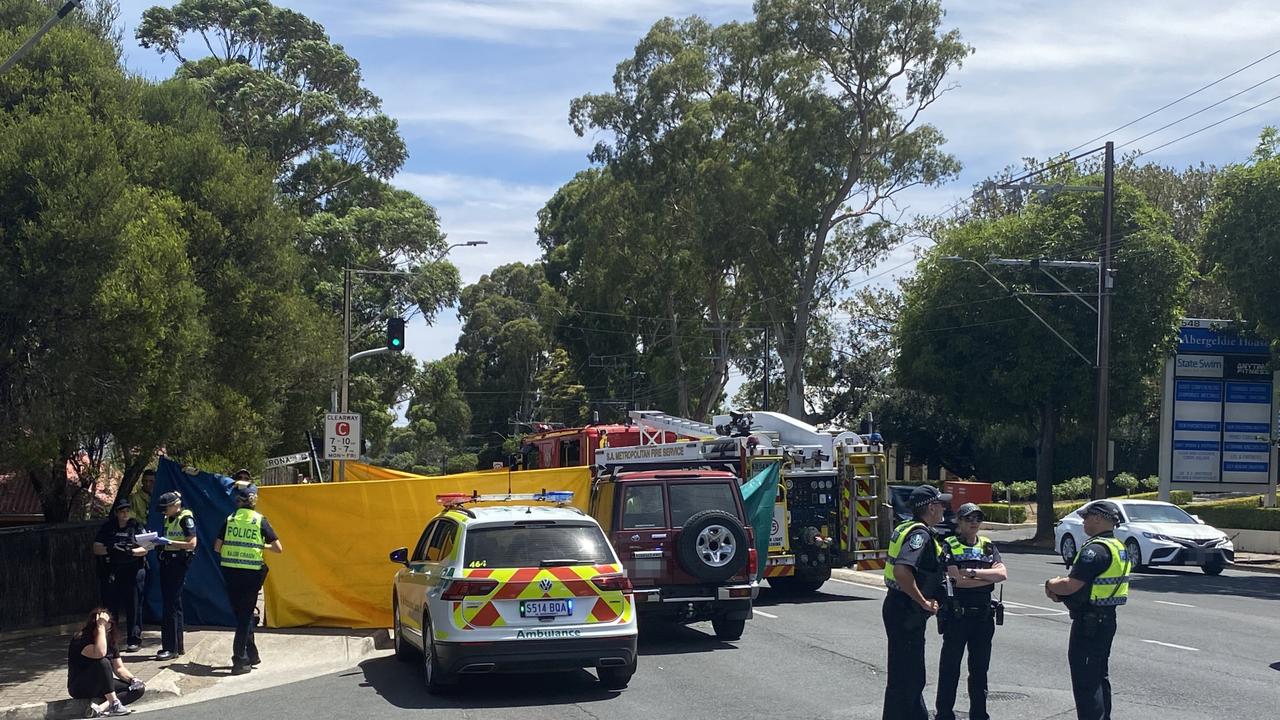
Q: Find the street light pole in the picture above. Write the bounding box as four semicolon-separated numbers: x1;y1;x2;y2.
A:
0;1;82;76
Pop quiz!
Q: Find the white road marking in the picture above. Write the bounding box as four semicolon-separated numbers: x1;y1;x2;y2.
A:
1154;600;1196;608
1004;600;1065;613
830;578;887;592
1139;639;1200;652
753;609;779;619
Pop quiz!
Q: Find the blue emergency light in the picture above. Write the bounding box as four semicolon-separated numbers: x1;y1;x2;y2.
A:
436;490;574;505
534;490;575;504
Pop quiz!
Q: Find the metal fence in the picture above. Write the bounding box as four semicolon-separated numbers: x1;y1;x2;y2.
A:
0;520;101;631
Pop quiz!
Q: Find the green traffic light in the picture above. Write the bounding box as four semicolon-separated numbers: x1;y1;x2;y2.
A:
392;339;402;346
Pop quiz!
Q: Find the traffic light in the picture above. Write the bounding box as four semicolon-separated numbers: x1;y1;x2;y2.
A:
386;317;405;352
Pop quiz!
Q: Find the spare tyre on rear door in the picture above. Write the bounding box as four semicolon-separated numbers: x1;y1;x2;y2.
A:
676;509;749;583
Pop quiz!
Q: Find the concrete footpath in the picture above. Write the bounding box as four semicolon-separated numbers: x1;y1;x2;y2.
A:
0;625;390;719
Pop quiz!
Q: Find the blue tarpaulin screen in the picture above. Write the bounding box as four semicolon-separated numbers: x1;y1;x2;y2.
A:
140;457;237;626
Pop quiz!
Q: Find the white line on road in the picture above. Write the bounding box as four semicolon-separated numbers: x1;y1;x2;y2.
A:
1004;601;1065;613
1153;600;1196;608
830;578;887;592
753;609;779;619
1139;639;1200;652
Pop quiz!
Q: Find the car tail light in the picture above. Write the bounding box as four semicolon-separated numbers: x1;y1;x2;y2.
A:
592;574;633;593
440;579;498;600
748;548;758;578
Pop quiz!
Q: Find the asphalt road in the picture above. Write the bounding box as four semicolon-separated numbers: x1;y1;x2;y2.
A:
156;539;1280;720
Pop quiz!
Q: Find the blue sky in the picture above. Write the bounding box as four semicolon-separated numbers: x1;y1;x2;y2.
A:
109;0;1280;375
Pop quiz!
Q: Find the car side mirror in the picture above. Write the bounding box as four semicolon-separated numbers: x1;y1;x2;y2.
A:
1191;514;1205;525
389;547;409;566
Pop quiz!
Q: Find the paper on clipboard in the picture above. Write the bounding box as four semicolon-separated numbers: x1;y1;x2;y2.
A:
134;532;159;549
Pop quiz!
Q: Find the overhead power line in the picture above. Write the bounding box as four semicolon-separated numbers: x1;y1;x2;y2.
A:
1066;46;1280;154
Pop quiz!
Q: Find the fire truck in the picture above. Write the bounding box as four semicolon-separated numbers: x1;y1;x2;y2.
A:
523;410;889;593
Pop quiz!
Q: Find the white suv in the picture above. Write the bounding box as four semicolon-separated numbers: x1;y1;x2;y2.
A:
390;492;638;693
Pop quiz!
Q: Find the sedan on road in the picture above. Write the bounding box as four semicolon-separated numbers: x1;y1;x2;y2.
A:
1055;499;1234;575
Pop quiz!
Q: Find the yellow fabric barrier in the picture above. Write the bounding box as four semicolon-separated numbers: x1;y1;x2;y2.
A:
257;466;592;628
340;461;424;482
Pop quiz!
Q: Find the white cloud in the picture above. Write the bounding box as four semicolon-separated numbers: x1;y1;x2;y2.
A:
394;172;560;285
342;0;745;42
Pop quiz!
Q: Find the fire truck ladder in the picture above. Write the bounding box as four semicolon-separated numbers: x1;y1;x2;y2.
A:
842;453;886;571
629;410;718;446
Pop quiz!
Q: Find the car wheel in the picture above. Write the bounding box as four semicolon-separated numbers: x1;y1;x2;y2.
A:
422;616;456;694
711;616;746;641
1059;534;1077;567
1124;538;1145;572
1202;556;1225;576
597;659;635;690
393;594;417;662
676;510;749;583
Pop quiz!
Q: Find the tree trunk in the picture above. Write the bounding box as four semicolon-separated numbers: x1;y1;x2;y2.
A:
779;323;806;419
30;460;72;524
1034;402;1059;544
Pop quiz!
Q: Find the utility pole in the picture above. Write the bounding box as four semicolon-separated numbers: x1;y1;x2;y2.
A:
1093;141;1116;500
762;326;771;410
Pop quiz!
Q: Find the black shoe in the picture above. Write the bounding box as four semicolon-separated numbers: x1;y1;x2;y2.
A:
231;664;250;675
124;644;141;653
155;651;176;661
249;657;261;667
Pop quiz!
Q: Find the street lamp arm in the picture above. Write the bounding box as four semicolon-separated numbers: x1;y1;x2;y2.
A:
941;257;1094;365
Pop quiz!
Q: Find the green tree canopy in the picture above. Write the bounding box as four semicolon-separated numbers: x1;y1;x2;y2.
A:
896;181;1192;540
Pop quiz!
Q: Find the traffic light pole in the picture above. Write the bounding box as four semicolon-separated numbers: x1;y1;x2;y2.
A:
0;1;82;76
339;268;352;482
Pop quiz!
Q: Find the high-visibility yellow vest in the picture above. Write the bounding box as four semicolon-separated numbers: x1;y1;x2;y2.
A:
884;520;940;591
944;535;994;565
1075;536;1130;607
220;509;265;570
164;509;194;547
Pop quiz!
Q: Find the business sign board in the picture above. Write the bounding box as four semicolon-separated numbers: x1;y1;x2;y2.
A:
1160;320;1277;497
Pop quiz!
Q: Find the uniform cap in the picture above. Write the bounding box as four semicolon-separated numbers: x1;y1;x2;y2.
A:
233;484;259;501
111;498;132;512
957;502;984;520
909;484;952;508
157;491;181;507
1080;500;1122;523
233;468;252;479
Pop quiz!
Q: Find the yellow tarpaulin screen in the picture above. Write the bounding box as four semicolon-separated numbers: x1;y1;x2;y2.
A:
340;461;423;482
257;466;591;628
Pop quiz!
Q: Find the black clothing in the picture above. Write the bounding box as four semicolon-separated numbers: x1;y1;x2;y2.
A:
881;590;931;720
1069;611;1117;720
1065;531;1121;720
159;552;191;654
223;566;267;668
95;519;145;570
103;565;145;647
66;635;143;705
936;536;1001;720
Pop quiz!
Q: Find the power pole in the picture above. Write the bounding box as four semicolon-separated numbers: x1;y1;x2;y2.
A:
1093;141;1116;500
762;326;770;410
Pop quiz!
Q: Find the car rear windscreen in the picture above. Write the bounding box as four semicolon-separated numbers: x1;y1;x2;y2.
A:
669;483;738;527
462;524;615;567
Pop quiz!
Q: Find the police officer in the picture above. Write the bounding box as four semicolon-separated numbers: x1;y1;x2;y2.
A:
882;484;950;720
935;503;1008;720
1045;500;1131;720
154;491;197;660
214;484;282;674
92;499;149;652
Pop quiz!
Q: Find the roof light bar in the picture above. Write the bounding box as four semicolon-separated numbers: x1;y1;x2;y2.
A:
435;490;575;506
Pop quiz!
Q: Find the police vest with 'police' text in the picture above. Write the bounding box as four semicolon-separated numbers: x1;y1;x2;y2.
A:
221;509;265;570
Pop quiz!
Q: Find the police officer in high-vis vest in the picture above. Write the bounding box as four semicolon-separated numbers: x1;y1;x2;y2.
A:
882;484;950;720
1045;500;1130;720
935;503;1008;720
155;491;198;660
214;484;282;674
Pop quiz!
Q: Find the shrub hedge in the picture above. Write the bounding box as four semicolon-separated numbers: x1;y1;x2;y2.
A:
976;503;1027;524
